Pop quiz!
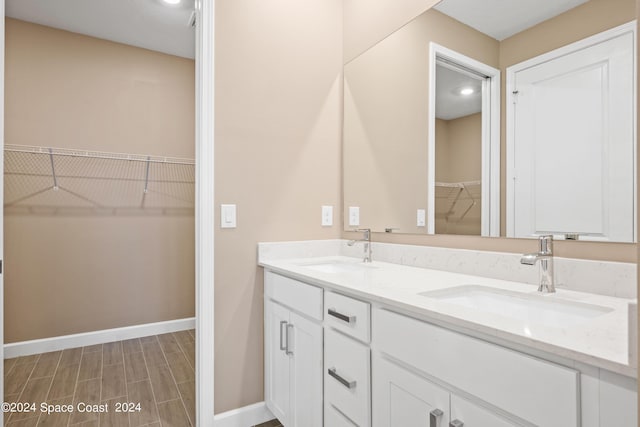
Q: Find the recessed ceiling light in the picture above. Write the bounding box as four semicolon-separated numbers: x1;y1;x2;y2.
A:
459;87;474;96
163;0;181;4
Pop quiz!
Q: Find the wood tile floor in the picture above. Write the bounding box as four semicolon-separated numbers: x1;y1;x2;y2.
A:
254;420;282;427
4;330;195;427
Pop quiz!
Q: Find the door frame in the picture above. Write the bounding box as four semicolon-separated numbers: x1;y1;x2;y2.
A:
0;0;4;424
427;42;501;236
505;20;637;241
195;0;216;425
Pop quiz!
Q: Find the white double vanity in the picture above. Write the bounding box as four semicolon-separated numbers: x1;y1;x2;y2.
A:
259;240;637;427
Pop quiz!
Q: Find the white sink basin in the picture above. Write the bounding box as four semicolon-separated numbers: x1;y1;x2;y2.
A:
300;260;377;274
419;285;612;327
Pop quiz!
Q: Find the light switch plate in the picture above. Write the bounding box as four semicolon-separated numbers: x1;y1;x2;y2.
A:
221;204;237;228
349;206;360;226
322;205;333;226
417;209;426;227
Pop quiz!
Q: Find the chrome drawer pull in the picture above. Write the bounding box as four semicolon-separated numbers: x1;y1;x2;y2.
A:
285;324;294;356
328;308;356;324
430;409;443;427
279;321;287;351
450;420;464;427
328;367;356;389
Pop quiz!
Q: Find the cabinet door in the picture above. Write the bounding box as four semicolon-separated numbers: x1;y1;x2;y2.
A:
450;395;520;427
289;311;323;427
373;355;449;427
265;300;290;425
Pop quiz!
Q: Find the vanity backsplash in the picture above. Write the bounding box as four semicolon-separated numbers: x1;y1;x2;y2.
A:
258;239;636;299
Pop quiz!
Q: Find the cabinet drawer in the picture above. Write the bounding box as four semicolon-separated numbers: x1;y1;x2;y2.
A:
374;308;579;427
451;394;519;427
265;271;323;320
326;404;357;427
325;291;371;343
325;328;371;426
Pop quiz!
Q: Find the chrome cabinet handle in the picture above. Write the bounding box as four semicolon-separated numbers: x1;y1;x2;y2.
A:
449;420;464;427
429;409;443;427
328;308;356;324
327;367;356;389
285;324;294;355
279;320;287;351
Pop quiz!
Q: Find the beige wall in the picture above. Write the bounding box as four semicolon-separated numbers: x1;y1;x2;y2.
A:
5;19;195;157
435;114;481;235
344;9;498;234
343;0;638;262
500;0;635;68
5;217;194;342
214;0;343;413
437;113;481;183
343;0;439;62
4;19;196;342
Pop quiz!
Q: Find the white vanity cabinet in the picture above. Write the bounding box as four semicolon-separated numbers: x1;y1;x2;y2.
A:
262;268;637;427
265;272;324;427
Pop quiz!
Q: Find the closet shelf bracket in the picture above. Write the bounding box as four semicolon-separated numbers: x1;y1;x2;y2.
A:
48;148;59;191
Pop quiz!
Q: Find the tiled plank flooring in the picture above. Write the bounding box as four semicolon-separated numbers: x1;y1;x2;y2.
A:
4;330;195;426
254;420;283;427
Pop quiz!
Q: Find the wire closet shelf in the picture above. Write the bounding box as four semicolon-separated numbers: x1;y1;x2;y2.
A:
435;180;481;222
4;144;195;216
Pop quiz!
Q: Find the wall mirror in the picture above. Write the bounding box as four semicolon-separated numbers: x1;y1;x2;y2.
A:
343;0;637;242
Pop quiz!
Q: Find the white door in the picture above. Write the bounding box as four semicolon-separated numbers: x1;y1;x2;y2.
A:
508;24;635;242
289;311;323;427
372;356;449;427
265;300;291;425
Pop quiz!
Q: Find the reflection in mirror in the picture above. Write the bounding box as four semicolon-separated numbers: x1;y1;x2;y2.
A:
506;23;635;242
434;62;483;235
430;48;500;237
343;0;636;242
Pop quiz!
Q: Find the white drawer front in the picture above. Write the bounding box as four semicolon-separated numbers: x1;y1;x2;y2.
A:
374;309;579;427
264;271;323;320
451;394;519;427
325;291;371;343
326;404;357;427
325;328;371;426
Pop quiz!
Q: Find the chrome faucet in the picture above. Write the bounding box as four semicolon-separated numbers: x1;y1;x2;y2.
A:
520;235;555;293
348;228;372;263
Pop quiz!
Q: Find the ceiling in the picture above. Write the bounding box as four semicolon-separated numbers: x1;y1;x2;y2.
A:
434;0;590;41
6;0;196;59
435;64;482;121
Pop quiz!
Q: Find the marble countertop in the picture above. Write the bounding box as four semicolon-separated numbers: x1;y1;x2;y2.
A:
260;255;637;378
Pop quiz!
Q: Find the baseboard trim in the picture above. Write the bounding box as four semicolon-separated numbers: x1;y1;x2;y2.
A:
4;317;195;358
214;402;275;427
